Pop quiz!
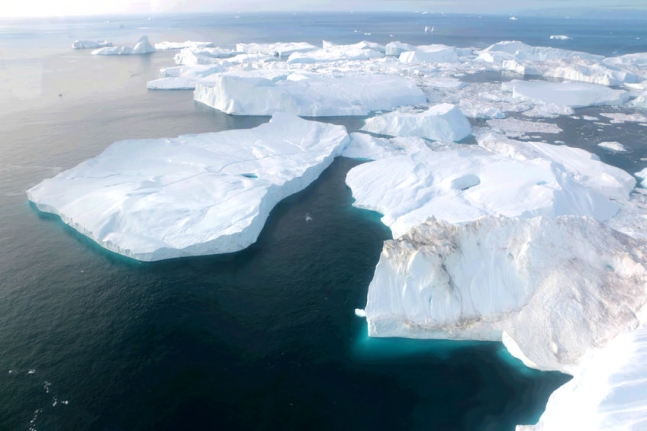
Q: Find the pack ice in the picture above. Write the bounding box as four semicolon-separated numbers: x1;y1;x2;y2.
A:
92;36;155;55
27;114;349;261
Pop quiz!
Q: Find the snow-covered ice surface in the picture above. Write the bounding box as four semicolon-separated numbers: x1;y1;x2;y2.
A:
361;216;647;374
360;104;472;141
519;325;647;431
193;71;426;116
92;36;155;55
27;114;349;261
72;40;111;49
346;132;634;238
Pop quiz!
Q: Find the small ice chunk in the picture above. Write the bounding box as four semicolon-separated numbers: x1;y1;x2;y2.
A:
355;309;367;317
598;141;627;152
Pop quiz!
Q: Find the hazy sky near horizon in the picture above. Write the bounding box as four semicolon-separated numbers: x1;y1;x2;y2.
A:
1;0;646;18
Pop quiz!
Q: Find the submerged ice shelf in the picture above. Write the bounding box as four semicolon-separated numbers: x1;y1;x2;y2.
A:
27;114;349;261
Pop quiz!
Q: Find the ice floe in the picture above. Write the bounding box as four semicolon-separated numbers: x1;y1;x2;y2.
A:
92;36;155;55
360;104;472;142
193;71;426;116
27;113;349;261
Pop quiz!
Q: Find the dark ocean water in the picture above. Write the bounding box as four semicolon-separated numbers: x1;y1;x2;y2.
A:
1;12;646;431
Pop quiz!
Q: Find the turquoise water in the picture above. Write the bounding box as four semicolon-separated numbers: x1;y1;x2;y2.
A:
4;12;646;430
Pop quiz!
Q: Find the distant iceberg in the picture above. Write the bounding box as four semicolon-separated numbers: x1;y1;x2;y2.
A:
27;114;349;261
549;35;571;40
193;71;426;116
92;36;155;55
72;40;112;49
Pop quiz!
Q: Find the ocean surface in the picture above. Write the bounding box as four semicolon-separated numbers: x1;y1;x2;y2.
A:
1;12;646;431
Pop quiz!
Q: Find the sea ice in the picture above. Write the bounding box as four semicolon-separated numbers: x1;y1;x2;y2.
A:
27;113;349;261
486;118;562;137
147;65;225;90
72;40;112;49
362;216;647;374
359;104;472;142
236;42;318;57
502;80;630;108
286;42;384;64
194;71;426;116
91;36;155;55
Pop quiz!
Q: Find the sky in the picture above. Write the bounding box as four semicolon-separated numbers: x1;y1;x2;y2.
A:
1;0;647;18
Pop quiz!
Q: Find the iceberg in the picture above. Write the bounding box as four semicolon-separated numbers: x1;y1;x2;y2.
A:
147;65;225;90
385;41;416;57
362;216;647;374
27;113;349;261
549;35;571;40
173;47;240;65
518;325;647;431
72;40;112;49
286;42;384;64
92;36;155;55
598;141;627;152
194;71;426;116
359;104;472;142
345;132;634;238
502;80;630;108
637;168;647;187
399;44;471;64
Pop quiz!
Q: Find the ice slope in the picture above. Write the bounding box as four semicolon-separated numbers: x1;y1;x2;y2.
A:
361;216;647;374
359;104;472;142
27;114;349;261
345;133;634;238
193;71;426;116
518;325;647;431
92;36;155;55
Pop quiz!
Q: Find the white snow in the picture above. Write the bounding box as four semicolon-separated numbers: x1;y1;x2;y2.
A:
92;36;155;55
194;71;426;116
360;104;472;142
72;40;112;49
362;216;647;375
598;141;627;152
26;113;349;261
345;132;635;238
502;80;630;108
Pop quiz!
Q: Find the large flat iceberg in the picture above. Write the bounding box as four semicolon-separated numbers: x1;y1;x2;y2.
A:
502;80;630;108
194;71;426;116
27;114;349;261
